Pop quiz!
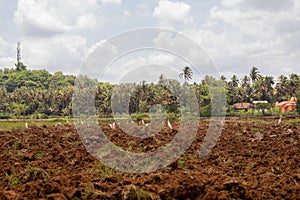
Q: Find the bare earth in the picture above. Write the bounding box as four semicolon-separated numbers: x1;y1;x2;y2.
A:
1;117;299;199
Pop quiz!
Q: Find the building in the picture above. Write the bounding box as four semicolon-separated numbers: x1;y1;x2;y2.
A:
275;97;297;112
233;103;252;111
253;100;268;104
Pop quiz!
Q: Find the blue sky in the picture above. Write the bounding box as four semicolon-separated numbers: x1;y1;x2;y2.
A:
1;0;300;82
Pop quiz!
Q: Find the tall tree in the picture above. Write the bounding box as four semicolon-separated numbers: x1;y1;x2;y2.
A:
220;75;227;82
297;89;300;113
15;62;27;72
229;75;239;88
253;76;274;103
239;75;252;102
288;73;300;97
275;75;288;102
227;75;240;104
179;66;193;82
250;66;261;84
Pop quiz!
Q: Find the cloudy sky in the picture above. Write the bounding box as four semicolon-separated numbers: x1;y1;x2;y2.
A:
1;0;300;81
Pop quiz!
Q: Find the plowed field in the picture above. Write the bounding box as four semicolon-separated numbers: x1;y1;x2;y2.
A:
1;117;299;199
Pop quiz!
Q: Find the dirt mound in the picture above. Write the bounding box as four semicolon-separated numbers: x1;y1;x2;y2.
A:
1;119;299;199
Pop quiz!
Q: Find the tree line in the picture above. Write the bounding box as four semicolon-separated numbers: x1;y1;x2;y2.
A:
0;64;299;119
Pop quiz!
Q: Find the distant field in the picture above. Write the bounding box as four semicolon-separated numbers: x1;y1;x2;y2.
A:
0;118;118;130
0;115;299;131
0;119;72;131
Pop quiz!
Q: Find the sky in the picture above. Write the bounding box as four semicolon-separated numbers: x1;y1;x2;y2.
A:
1;0;300;82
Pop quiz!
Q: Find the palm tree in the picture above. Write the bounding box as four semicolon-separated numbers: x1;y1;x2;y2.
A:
288;73;300;97
240;75;251;102
241;75;250;86
275;75;288;101
220;75;227;82
227;75;240;104
229;75;239;88
250;66;261;84
179;66;193;82
254;76;274;103
264;76;275;102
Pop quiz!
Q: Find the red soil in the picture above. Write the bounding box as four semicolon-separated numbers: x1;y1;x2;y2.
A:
0;118;299;199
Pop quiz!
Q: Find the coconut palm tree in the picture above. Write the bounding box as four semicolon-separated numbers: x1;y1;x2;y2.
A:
229;75;239;88
275;75;288;101
220;75;227;82
179;66;193;82
240;75;252;102
253;76;274;103
250;66;261;84
264;76;275;102
227;75;240;104
288;73;300;97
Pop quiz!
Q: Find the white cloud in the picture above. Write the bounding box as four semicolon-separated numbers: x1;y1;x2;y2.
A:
136;1;154;16
103;52;183;83
2;0;300;79
0;37;13;57
123;10;131;16
0;37;15;68
153;0;193;27
100;0;121;5
81;40;119;78
186;0;300;78
0;57;15;68
221;0;295;12
21;34;87;73
14;0;98;36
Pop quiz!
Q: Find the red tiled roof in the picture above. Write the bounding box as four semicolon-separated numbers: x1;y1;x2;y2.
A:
234;103;252;109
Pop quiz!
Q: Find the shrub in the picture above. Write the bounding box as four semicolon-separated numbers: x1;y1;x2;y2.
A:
0;112;10;119
200;105;211;117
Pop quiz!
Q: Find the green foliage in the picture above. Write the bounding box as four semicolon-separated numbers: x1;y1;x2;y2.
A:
167;112;181;122
200;105;211;117
90;161;115;178
255;103;269;110
179;66;193;82
0;68;74;118
0;66;299;119
5;172;20;186
12;141;22;150
297;90;300;114
0;112;10;119
272;107;282;116
178;159;185;167
15;62;27;72
24;164;43;182
130;113;151;122
284;118;300;125
35;152;45;159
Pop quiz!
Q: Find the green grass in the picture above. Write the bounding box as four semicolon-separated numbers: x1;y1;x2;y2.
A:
35;152;45;159
3;115;297;131
0;112;203;131
225;119;267;124
283;119;300;125
225;117;300;126
5;172;20;186
12;141;22;150
178;159;185;167
89;161;115;178
0;119;70;131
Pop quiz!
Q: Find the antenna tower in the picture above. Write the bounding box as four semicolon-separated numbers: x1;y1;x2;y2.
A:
17;42;21;66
